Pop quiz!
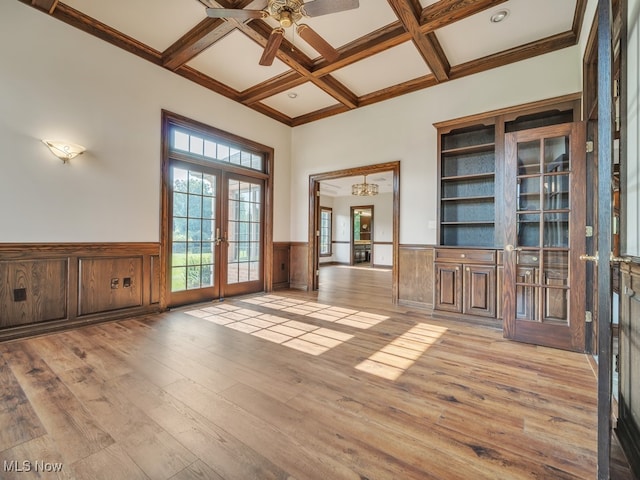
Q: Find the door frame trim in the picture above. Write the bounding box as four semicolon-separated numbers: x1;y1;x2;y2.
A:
159;110;274;309
308;161;400;301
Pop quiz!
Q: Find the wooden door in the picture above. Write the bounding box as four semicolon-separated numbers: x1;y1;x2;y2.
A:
435;263;462;313
167;164;264;307
463;264;496;317
503;122;586;351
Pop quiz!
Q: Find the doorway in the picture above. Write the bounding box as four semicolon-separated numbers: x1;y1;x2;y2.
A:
161;111;274;309
308;161;400;301
352;206;373;266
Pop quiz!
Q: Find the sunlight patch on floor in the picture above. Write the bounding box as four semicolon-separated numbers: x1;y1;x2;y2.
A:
241;295;389;329
356;323;448;381
184;303;354;356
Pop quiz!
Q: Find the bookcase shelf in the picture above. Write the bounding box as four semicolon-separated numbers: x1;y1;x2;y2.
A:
439;123;496;247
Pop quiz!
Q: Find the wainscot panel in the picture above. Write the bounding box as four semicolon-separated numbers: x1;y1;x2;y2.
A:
273;242;290;289
398;245;434;309
0;243;160;341
290;242;309;291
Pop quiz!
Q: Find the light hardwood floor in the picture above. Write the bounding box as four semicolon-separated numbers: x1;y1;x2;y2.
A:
0;265;629;479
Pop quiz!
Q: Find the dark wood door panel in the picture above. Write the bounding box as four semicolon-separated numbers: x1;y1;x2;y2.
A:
463;265;496;317
435;263;462;312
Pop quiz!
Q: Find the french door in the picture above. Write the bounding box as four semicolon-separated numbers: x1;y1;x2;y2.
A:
167;161;264;307
503;122;587;351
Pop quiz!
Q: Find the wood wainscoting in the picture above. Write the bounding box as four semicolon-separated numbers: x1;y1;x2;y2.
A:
398;245;434;309
0;243;160;341
272;242;290;290
289;242;309;291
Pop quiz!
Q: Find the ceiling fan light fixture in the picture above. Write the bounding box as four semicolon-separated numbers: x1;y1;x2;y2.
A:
279;10;293;27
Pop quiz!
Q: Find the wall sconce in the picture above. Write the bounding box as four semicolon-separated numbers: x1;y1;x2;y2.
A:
42;139;86;163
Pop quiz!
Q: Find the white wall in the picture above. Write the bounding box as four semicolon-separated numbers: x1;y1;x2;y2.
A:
291;47;583;244
0;1;291;243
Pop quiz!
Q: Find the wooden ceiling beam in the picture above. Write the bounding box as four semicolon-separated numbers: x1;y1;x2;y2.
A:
162;19;234;71
239;71;307;104
314;0;507;77
387;0;450;82
234;20;358;109
312;23;410;75
420;0;508;30
163;0;265;71
291;104;351;127
449;31;577;79
30;0;58;14
51;3;162;65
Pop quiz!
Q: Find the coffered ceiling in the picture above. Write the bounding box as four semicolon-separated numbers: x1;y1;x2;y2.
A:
21;0;586;126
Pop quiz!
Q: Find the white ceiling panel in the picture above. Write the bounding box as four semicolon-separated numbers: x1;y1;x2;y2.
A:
332;41;432;96
261;82;338;118
187;30;291;92
63;0;205;52
436;0;578;66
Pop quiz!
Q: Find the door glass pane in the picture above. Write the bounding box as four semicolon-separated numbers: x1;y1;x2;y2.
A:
543;174;569;210
543;288;568;323
543;250;569;324
517;213;540;247
518;177;540;211
544;136;570;172
171;165;217;292
543;212;569;247
544;251;568;287
227;179;262;285
517;140;541;175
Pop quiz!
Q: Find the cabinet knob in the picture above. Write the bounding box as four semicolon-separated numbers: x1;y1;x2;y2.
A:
455;267;459;271
532;257;538;262
466;267;470;272
461;253;466;258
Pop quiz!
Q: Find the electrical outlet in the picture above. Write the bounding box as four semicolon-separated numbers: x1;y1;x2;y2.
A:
110;278;119;289
13;288;27;302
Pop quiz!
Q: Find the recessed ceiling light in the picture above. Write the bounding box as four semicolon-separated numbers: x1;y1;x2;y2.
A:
490;9;509;23
287;92;298;99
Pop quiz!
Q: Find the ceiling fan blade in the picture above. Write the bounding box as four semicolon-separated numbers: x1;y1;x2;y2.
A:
259;28;285;66
301;0;359;17
297;24;339;62
205;8;266;19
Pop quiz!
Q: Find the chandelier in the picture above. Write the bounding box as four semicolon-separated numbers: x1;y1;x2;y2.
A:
351;175;379;196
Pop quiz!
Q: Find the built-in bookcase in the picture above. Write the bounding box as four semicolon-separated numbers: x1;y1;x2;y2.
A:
440;124;496;247
436;96;579;249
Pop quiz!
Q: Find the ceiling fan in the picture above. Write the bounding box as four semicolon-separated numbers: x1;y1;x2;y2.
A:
206;0;359;66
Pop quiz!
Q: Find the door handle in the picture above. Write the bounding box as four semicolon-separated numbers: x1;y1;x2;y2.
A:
580;253;632;264
215;227;223;246
610;254;632;264
505;244;522;253
579;253;598;263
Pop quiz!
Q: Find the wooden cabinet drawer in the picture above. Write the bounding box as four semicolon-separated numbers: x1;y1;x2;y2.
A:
434;248;496;264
